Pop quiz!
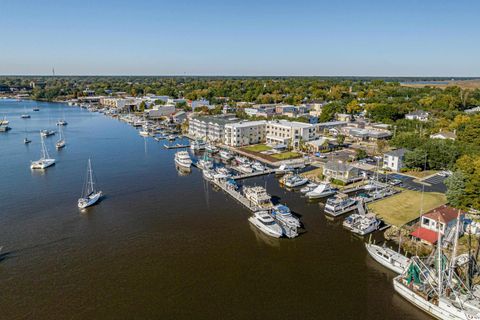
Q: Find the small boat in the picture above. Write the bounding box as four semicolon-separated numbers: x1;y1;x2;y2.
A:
56;119;68;126
219;150;233;160
350;215;381;235
237;164;254;173
21;114;31;119
306;183;337;199
324;194;357;216
55;125;66;149
0;116;9;126
24;137;31;144
139;129;149;137
275;164;294;175
343;213;363;230
202;169;214;180
252;161;265;171
235;156;251;165
0;124;11;132
175;151;192;168
300;182;317;193
283;174;309;188
30;135;55;169
215;167;231;177
190;139;206;151
40;129;55;137
272;204;301;228
167;134;176;141
243;186;273;209
33;107;40;111
248;211;283;238
78;159;103;208
365;243;409;274
205;143;219;154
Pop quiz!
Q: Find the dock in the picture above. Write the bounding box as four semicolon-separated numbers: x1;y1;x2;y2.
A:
231;169;276;180
163;144;190;149
210;178;262;212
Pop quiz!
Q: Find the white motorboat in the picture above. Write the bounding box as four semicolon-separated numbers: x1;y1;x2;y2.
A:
197;153;214;170
78;158;103;209
248;211;283;238
190;139;206;151
175;151;192;168
324;194;357;216
205;143;219;154
202;169;214;180
343;213;363;230
252;161;265;171
272;204;301;228
219;150;233;160
215;167;231;177
55;125;66;149
275;164;293;175
40;129;55;137
33;107;40;111
350;215;380;235
30;135;55;169
365;243;410;274
235;156;251;165
300;182;317;193
21;114;31;118
243;186;273;209
237;164;254;173
56;119;68;126
139;129;150;137
283;174;308;188
306;183;337;199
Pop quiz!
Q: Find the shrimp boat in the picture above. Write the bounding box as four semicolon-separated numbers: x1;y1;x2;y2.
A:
78;159;103;209
30;135;55;169
55;125;66;149
365;243;410;274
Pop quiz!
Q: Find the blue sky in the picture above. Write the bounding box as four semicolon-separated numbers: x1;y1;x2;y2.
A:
0;0;479;76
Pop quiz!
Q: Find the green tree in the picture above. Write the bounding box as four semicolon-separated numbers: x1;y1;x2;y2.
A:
445;171;466;208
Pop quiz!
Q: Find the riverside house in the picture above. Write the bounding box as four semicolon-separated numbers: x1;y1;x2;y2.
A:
322;160;360;183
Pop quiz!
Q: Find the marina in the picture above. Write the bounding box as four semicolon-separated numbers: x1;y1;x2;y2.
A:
0;99;445;319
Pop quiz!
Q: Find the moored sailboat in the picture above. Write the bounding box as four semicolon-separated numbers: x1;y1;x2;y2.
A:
30;135;55;169
78;159;103;208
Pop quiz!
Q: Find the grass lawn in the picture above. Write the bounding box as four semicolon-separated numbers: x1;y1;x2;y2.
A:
368;190;447;227
242;144;272;152
301;167;324;181
271;151;302;160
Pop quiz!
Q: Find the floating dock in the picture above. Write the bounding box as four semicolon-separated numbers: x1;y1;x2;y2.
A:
163;144;190;149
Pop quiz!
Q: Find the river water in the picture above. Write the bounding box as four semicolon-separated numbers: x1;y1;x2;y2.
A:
0;99;430;319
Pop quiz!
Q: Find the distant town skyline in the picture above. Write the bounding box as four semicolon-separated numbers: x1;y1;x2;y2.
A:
1;0;479;76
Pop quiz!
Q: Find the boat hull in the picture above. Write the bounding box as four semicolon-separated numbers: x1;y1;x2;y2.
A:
30;159;55;169
365;244;408;274
248;216;283;238
78;191;102;209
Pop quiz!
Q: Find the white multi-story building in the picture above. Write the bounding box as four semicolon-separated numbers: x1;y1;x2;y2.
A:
144;104;176;119
383;148;406;172
188;115;239;142
224;121;267;147
100;97;142;110
265;120;317;148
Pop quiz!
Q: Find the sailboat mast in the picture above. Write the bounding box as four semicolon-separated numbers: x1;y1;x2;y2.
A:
88;159;94;193
437;218;443;297
448;209;461;283
40;135;47;159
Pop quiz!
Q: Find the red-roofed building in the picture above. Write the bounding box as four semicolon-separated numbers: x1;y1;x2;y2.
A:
410;205;464;245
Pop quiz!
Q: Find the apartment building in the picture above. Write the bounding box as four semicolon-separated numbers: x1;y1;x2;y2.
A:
224;121;267;147
188;115;239;142
265;120;317;148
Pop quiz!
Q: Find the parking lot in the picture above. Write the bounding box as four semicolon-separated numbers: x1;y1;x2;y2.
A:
365;172;448;193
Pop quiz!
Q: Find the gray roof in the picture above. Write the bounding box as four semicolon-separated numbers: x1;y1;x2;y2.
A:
324;160;355;172
191;115;239;126
385;148;406;158
406;110;428;116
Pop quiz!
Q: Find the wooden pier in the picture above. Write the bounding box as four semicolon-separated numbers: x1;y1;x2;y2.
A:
231;169;276;180
163;144;190;149
210;178;262;212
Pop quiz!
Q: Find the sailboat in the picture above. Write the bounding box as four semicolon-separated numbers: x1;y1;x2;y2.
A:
23;126;31;144
30;134;55;169
21;106;30;118
78;159;103;209
55;125;66;149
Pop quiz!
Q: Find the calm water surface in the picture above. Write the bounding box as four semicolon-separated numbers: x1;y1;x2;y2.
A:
0;100;430;319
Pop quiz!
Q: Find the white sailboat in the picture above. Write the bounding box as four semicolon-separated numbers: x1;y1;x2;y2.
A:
30;135;55;169
55;125;66;149
78;159;103;209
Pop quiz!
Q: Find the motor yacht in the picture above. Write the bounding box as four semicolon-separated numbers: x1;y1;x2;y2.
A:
306;183;337;199
283;174;308;188
272;204;301;228
243;186;273;209
175;151;192;169
248;211;283;238
324;194;357;216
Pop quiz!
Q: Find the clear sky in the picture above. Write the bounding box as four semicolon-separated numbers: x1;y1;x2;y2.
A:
1;0;479;76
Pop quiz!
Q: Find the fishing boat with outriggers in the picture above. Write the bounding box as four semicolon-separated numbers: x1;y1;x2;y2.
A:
30;135;55;169
78;159;103;209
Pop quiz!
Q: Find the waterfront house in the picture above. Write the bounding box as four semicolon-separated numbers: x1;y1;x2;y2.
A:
429;131;456;141
410;205;465;245
306;137;338;153
383;148;406;172
405;110;429;122
323;160;359;183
